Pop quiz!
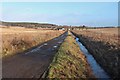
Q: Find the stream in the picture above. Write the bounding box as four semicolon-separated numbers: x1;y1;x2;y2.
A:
75;37;110;79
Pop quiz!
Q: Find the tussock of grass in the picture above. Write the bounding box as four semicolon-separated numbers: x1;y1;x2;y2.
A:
47;32;91;78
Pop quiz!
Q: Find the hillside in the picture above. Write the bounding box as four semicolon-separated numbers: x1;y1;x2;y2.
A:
0;21;58;28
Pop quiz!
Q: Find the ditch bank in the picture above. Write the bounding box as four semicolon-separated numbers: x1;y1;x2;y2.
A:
45;32;95;78
76;37;110;79
71;31;120;79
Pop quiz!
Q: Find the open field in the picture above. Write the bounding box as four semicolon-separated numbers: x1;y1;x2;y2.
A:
2;26;119;78
72;28;120;78
1;26;65;57
74;28;119;46
87;28;118;35
46;32;94;78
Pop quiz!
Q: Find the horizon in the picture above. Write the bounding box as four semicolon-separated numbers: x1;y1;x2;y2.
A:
1;2;118;27
1;21;118;27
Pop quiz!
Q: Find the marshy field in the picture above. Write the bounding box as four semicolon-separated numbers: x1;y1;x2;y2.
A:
72;27;120;78
1;25;119;79
1;26;64;57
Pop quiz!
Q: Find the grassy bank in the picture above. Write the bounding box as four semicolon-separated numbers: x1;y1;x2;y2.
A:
72;30;120;78
47;32;94;79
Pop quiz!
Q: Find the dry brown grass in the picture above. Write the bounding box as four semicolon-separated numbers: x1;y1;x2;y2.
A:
88;28;118;35
72;28;120;78
73;28;119;47
1;26;65;57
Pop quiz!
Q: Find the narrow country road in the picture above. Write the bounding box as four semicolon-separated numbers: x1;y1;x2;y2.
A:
2;32;67;78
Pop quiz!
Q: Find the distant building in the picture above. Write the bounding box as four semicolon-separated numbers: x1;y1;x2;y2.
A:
58;28;65;31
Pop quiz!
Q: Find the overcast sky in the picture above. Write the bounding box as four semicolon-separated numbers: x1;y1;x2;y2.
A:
1;2;118;27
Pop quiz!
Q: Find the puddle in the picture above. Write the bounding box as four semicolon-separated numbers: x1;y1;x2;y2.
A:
44;43;48;46
38;45;44;48
25;48;40;55
53;46;57;48
76;37;110;79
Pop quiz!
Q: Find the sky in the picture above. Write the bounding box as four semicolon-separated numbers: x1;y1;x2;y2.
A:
1;2;118;27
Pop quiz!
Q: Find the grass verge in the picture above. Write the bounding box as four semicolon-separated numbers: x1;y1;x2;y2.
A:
47;32;94;79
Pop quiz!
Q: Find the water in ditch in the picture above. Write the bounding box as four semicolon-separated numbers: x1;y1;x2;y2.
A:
76;37;110;79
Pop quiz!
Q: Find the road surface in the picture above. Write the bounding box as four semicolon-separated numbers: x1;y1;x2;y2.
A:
2;32;67;78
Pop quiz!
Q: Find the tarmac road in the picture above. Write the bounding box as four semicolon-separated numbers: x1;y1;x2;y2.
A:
2;31;67;78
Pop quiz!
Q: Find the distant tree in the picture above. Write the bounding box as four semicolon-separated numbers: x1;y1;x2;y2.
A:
82;25;85;30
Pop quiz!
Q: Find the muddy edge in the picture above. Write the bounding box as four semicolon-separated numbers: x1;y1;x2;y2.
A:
71;31;120;79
